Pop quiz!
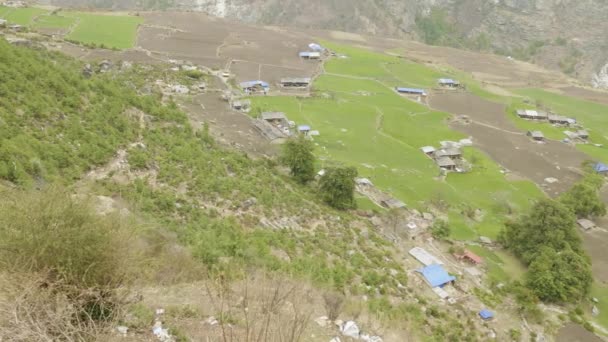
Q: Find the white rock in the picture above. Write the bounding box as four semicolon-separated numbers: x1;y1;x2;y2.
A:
341;321;360;339
315;316;329;327
116;326;128;335
593;305;600;316
205;316;219;325
330;337;341;342
361;334;383;342
156;308;165;315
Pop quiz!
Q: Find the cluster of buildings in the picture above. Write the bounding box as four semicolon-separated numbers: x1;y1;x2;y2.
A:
420;139;472;172
252;111;317;143
516;109;591;143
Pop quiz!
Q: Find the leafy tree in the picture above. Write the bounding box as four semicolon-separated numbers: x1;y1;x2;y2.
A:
526;246;592;303
560;182;606;218
431;220;451;240
499;199;581;264
318;166;357;210
280;136;315;184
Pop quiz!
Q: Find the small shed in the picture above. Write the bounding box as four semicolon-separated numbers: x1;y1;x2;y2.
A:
417;264;456;288
297;125;311;135
594;163;608;174
421;146;436;156
380;198;406;209
308;43;325;52
577;219;596;231
479;236;493;245
240;80;270;94
396;87;427;96
479;309;494;321
299;52;321;60
548;114;569;125
436;156;456;171
455;250;483;265
436;147;462;159
261;112;288;124
527;131;545;141
577;130;589;139
438;78;460;87
280;77;312;87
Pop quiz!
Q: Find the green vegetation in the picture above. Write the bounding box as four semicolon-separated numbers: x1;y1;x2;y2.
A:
430;220;450;240
415;8;459;47
33;13;77;30
65;12;143;49
0;6;47;25
281;136;316;184
499;199;592;303
319;166;358;210
560;175;606;218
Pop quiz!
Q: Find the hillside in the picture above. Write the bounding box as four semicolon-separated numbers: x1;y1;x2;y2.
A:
39;0;608;88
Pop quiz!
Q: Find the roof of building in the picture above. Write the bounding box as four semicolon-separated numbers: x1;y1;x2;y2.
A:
421;146;436;154
417;264;456;288
525;109;538;117
479;309;494;320
281;77;312;84
594;163;608;173
240;80;270;89
438;78;459;85
409;247;443;266
382;198;406;209
298;125;311;131
528;131;544;139
577;219;596;230
261;112;287;121
355;177;373;186
308;43;324;51
463;250;482;264
396;87;426;94
479;236;493;244
299;51;321;58
436;156;456;168
577;130;589;137
516;109;526;116
548;114;568;122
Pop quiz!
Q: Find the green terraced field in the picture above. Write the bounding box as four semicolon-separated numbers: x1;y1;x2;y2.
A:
252;44;543;241
33;14;76;30
0;6;47;25
64;12;143;49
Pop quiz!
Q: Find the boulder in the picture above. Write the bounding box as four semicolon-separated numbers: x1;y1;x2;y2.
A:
341;321;360;339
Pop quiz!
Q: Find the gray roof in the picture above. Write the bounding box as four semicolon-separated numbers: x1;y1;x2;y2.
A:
261;112;287;121
548;114;568;122
421;146;436;154
280;77;311;84
577;219;596;230
516;110;526;116
436;148;461;158
528;131;544;139
382;198;406;209
577;130;589;137
436;156;456;168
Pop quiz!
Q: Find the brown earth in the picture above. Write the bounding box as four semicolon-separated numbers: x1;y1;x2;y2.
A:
429;92;588;196
556;323;603;342
556;86;608;106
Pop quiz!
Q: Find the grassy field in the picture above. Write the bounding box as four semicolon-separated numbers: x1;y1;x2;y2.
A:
0;6;48;25
65;12;143;49
33;14;77;30
252;44;543;241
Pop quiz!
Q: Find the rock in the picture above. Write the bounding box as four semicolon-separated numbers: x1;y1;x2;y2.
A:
156;308;165;315
152;321;172;341
116;326;128;335
544;177;559;184
334;319;344;328
330;337;341;342
593;305;600;316
488;329;496;339
315;316;330;327
389;269;398;276
361;334;383;342
341;321;360;339
206;316;219;325
422;212;433;221
371;217;383;227
240;197;257;210
479;236;493;244
592;297;599;303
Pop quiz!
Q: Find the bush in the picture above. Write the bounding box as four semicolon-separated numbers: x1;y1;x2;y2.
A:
431;220;451;240
280;136;315;184
318;166;357;210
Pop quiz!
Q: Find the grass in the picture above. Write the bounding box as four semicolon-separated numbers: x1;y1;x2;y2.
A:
590;284;608;328
252;43;543;241
0;6;48;25
513;89;608;163
33;14;76;30
64;12;143;49
467;245;525;282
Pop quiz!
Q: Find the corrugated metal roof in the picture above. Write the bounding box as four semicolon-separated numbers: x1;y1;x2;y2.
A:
396;87;426;94
417;264;456;288
298;125;311;131
308;43;324;51
409;247;443;266
280;77;312;84
438;78;458;84
240;80;270;89
436;156;456;167
299;51;321;58
595;163;608;173
261;112;287;121
479;309;494;320
421;146;436;153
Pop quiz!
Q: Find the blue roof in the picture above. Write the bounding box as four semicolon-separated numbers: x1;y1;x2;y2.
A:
417;264;456;288
396;87;426;94
594;163;608;173
298;125;311;131
479;309;494;320
299;51;320;57
240;80;270;89
309;43;324;51
438;78;458;84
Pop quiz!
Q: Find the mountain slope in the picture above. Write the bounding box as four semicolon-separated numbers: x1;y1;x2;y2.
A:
43;0;608;87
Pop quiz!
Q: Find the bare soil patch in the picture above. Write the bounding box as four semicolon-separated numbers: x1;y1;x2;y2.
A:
557;86;608;106
556;323;603;342
429;92;587;196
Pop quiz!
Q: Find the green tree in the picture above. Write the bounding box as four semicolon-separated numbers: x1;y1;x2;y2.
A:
526;246;592;303
560;182;606;218
280;136;315;184
318;166;357;210
431;220;451;240
499;199;581;264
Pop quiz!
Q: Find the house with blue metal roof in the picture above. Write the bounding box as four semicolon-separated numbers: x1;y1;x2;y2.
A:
438;78;460;87
479;309;494;321
240;80;270;94
396;87;427;96
594;163;608;174
416;264;456;288
308;43;325;52
299;51;321;59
